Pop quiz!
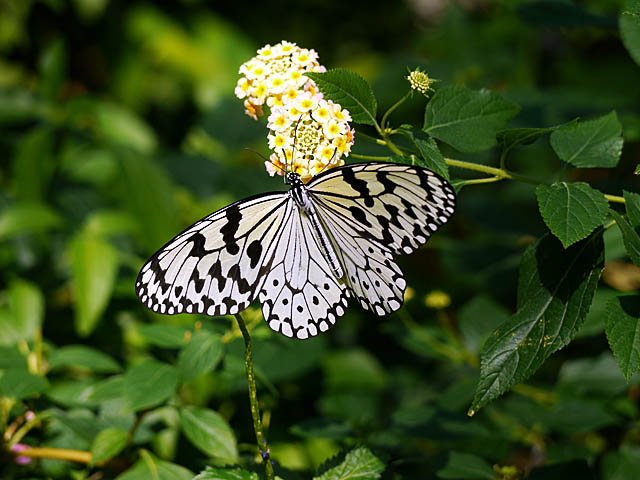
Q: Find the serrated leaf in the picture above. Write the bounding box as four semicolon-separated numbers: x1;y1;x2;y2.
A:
124;360;178;411
624;190;640;228
138;324;188;348
536;182;609;248
0;369;49;399
314;446;385;480
436;451;495;479
620;0;640;66
179;406;237;461
193;466;259;480
398;125;449;179
610;210;640;266
115;450;192;480
91;427;128;465
305;69;377;126
470;231;604;413
605;296;640;381
0;278;44;346
49;345;121;373
424;85;520;152
550;111;623;168
177;331;223;381
70;231;119;336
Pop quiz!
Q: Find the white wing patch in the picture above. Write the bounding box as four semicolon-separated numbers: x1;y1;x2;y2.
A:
259;205;349;339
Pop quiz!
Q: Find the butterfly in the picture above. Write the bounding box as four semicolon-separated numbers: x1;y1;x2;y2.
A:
136;162;456;339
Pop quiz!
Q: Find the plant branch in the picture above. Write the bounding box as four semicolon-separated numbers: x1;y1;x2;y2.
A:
235;313;274;480
380;91;411;130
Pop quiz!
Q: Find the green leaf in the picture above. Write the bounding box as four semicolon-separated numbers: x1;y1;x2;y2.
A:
436;451;495;479
536;182;609;248
194;467;259;480
0;346;28;369
290;418;353;440
0;203;63;239
0;278;44;346
46;380;99;407
496;119;578;154
90;427;129;465
305;69;377;126
124;360;179;411
177;331;223;381
314;446;385;480
610;209;640;266
118;152;179;253
323;349;386;393
0;369;48;399
70;231;119;336
89;375;125;403
602;445;640;480
470;231;604;413
115;450;193;480
424;85;520;152
397;125;449;179
624;190;640;229
48;345;121;373
12;127;55;202
605;296;640;381
179;406;238;462
550;111;623;168
620;0;640;66
138;324;189;348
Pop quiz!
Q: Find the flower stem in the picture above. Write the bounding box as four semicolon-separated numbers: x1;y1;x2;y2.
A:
234;313;274;480
380;92;411;130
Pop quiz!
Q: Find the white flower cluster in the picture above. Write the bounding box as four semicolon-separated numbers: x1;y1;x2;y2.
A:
235;41;354;181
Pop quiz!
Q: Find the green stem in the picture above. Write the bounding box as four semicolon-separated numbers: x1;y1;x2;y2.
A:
234;313;274;480
351;153;393;161
380;91;411;130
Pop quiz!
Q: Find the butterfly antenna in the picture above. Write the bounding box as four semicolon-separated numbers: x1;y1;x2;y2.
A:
317;147;339;175
244;147;285;175
290;114;304;170
280;148;289;183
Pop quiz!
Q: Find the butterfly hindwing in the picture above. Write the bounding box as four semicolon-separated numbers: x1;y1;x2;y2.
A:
259;204;349;339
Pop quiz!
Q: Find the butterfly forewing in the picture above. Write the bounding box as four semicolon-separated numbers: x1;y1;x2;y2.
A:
136;193;290;317
307;163;456;256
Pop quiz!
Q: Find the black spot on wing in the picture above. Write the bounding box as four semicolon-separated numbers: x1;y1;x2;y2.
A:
220;205;242;254
247;240;263;269
342;166;370;199
349;206;372;227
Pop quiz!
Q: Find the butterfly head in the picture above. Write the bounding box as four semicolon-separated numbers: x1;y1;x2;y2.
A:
286;171;304;186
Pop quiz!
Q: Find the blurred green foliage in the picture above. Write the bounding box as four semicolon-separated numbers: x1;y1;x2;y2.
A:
1;0;640;479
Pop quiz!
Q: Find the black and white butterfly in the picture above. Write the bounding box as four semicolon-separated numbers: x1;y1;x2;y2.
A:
136;162;456;339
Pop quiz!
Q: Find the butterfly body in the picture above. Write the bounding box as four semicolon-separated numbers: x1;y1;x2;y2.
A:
136;162;456;339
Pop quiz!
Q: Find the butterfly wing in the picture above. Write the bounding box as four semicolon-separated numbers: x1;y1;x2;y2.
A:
308;162;456;314
136;193;292;317
258;204;350;339
308;162;456;256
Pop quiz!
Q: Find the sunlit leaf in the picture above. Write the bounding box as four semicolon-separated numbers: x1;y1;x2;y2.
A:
90;427;128;465
0;278;44;346
424;85;520;152
314;446;385;480
179;406;238;461
306;69;377;126
70;231;119;336
49;345;121;373
550;111;623;168
124;360;179;411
